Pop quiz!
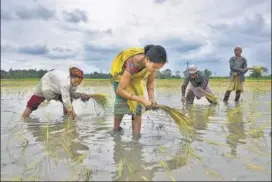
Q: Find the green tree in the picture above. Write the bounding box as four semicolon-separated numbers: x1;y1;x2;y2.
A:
249;69;262;78
175;70;181;78
204;69;212;78
161;69;172;79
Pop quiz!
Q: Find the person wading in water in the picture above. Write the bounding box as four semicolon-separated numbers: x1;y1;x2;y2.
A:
109;45;168;138
181;64;216;104
223;47;248;102
22;67;90;120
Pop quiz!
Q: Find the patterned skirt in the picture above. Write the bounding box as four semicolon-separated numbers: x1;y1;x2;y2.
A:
112;81;142;116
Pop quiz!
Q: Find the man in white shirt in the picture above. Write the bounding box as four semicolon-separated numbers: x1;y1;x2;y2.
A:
22;67;90;120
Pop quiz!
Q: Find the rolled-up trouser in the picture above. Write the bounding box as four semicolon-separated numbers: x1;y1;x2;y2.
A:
26;94;73;111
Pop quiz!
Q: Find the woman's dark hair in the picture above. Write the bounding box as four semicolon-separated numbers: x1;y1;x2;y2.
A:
144;44;167;64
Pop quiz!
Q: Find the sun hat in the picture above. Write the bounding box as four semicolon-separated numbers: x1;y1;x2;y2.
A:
187;64;198;74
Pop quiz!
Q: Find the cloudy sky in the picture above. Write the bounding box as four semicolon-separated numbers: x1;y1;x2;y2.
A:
1;0;271;76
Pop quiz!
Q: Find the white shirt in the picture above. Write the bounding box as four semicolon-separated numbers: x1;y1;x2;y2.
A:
39;69;77;111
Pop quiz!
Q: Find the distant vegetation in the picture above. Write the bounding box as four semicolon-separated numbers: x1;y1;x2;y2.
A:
1;68;271;80
1;69;110;79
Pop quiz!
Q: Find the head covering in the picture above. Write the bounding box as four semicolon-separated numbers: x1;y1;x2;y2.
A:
69;67;84;78
187;64;198;74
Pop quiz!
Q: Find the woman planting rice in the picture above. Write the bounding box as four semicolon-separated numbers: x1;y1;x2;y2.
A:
22;67;90;120
109;45;168;138
223;47;248;102
180;64;216;104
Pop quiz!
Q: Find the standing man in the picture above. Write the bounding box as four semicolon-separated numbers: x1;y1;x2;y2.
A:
223;47;248;102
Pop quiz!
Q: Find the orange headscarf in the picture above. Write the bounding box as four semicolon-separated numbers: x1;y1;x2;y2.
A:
69;67;84;78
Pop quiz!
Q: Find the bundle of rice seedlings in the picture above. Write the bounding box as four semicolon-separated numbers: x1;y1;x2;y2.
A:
249;66;268;74
146;104;194;134
88;94;108;109
203;91;218;104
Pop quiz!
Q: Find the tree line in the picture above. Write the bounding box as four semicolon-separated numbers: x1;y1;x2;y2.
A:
0;69;111;79
0;68;270;79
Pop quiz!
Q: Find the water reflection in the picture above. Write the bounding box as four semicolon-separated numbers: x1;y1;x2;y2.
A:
186;104;217;132
23;117;91;180
112;135;156;181
26;117;89;161
225;103;247;156
112;134;197;181
1;84;271;181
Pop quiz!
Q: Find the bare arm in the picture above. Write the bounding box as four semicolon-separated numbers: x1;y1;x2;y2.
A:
116;70;144;104
70;87;81;99
146;72;155;100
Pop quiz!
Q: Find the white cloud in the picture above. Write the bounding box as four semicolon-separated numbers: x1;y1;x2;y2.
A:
1;0;271;76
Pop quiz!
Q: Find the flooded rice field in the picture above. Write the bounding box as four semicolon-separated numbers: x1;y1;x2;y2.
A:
1;80;271;181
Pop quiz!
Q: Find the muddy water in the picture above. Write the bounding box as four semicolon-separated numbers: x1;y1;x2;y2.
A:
1;84;271;181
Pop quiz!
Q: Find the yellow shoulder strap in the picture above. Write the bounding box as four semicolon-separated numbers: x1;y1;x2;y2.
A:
110;48;144;77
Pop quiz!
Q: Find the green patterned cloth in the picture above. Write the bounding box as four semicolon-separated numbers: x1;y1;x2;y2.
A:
112;81;142;116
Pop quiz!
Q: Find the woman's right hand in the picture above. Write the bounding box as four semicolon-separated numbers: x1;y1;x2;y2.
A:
141;98;153;108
